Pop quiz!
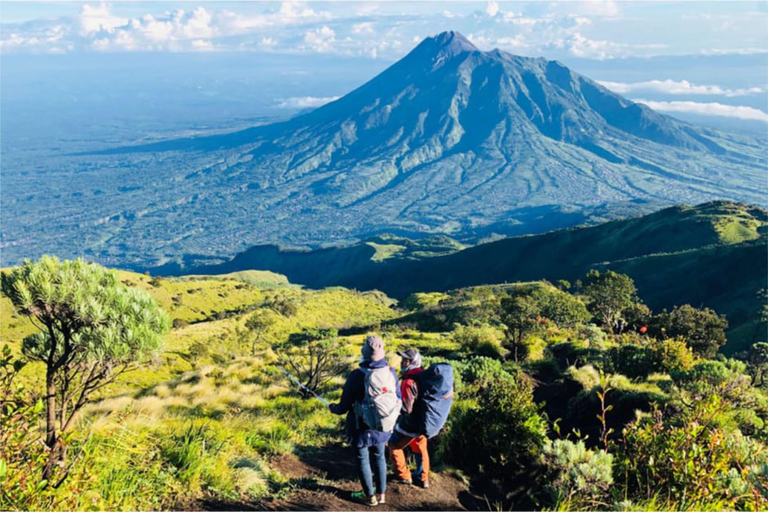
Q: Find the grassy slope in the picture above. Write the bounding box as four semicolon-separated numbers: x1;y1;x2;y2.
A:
1;268;461;511
1;270;398;392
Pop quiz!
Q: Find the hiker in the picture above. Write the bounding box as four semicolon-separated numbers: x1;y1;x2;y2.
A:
329;336;400;506
389;348;430;488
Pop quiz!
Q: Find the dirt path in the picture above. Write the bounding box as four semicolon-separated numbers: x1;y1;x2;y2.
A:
256;443;485;511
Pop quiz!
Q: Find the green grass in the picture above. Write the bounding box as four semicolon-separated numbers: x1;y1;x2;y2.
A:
177;270;294;288
366;242;407;261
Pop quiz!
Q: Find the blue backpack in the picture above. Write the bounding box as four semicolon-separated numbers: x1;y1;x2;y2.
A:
415;363;454;439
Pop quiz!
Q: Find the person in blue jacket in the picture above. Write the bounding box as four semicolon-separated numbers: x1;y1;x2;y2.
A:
329;335;400;506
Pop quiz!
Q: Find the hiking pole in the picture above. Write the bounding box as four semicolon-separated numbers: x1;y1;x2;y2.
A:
276;365;330;407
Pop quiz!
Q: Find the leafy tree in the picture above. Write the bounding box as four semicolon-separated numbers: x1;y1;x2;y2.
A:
499;285;589;360
583;270;639;333
747;342;768;388
532;287;590;328
651;304;728;358
275;328;349;396
500;295;540;361
1;257;169;480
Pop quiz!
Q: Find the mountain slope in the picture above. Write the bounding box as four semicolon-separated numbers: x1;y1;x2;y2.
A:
3;32;766;267
175;201;768;350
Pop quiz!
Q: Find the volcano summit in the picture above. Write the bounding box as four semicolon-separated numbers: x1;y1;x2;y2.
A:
4;31;765;267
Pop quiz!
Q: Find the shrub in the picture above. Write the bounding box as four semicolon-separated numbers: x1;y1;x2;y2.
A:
274;328;350;396
542;439;614;509
173;318;190;329
451;324;505;358
443;361;547;485
616;406;768;510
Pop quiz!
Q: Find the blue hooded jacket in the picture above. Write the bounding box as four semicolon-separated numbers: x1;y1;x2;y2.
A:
329;359;400;448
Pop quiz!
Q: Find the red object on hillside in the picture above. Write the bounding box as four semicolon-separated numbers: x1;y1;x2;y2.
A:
639;325;648;334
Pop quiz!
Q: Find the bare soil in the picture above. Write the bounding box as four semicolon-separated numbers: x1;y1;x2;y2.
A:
194;442;487;511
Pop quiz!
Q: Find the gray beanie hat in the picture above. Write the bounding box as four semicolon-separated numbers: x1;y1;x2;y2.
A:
361;335;385;362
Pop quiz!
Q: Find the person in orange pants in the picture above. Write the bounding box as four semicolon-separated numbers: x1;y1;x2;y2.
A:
390;349;430;488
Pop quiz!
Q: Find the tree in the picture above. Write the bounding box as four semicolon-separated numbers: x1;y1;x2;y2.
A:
583;270;639;333
245;308;280;355
1;257;169;481
532;287;590;328
500;295;540;361
275;328;349;396
651;304;728;358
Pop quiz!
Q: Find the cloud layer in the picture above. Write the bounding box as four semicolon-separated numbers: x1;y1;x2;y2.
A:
276;96;340;109
638;100;768;122
599;79;764;97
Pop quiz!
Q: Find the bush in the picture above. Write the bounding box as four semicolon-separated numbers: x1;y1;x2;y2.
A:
401;292;449;311
542;439;614;509
616;406;768;509
443;361;547;485
609;337;695;380
451;324;505;358
173;318;190;329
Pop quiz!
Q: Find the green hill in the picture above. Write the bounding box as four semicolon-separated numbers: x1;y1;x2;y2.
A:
179;201;767;350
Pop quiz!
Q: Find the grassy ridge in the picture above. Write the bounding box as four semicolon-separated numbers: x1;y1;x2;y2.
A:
177;201;768;350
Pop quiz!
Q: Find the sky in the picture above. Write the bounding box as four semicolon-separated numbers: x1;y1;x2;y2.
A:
2;1;766;59
1;1;767;128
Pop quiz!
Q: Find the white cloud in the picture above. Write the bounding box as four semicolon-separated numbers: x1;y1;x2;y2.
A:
702;47;768;56
555;32;624;59
638;99;768;122
1;1;334;54
79;2;127;35
352;22;375;35
191;39;214;51
277;96;340;109
577;0;620;18
486;2;500;17
599;79;764;97
302;26;339;53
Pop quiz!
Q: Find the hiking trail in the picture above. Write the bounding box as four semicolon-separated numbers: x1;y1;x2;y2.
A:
195;442;486;511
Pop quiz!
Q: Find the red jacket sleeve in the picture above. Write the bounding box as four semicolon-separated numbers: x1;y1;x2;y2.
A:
401;378;419;414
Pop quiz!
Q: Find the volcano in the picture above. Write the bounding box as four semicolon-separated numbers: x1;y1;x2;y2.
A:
7;31;766;266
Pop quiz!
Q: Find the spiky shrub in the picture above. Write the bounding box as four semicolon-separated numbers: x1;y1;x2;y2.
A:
542;439;614;509
1;256;170;481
